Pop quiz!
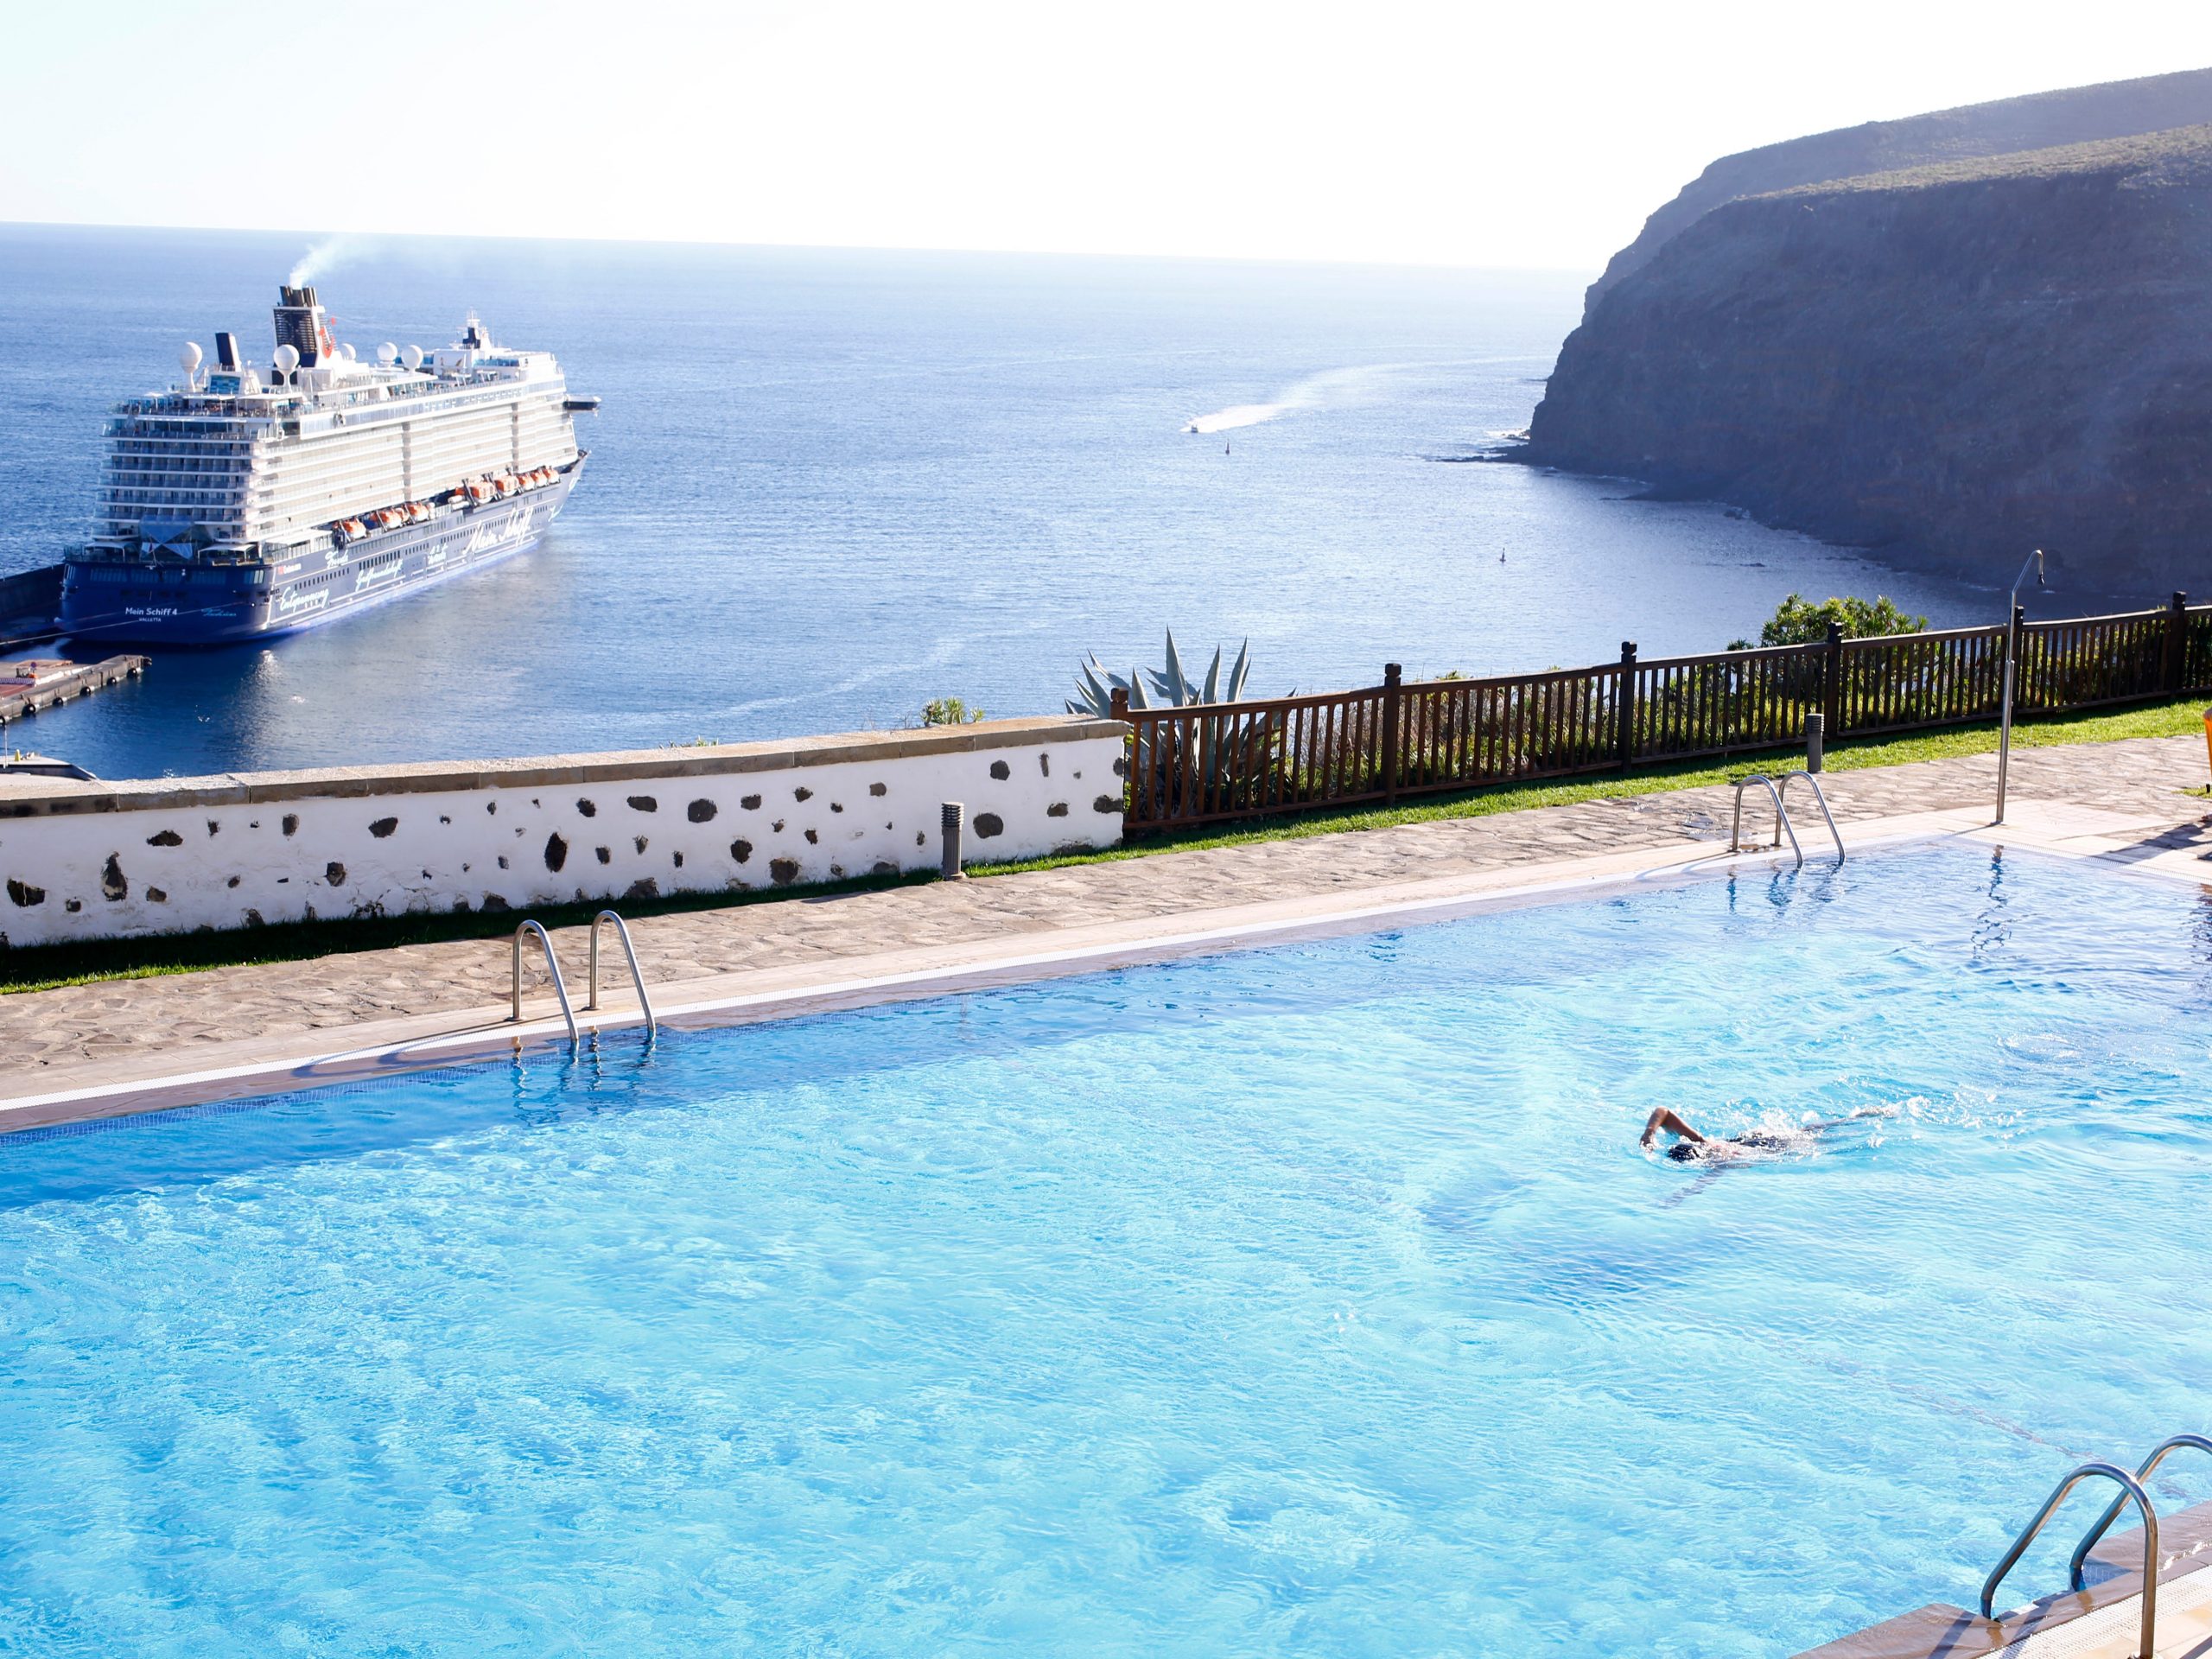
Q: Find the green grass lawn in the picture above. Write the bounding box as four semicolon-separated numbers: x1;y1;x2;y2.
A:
5;696;2204;996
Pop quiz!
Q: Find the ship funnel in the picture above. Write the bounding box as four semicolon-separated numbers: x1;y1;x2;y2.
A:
214;331;242;372
273;283;337;368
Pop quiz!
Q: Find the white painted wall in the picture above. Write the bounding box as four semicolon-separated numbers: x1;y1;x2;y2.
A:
0;720;1124;948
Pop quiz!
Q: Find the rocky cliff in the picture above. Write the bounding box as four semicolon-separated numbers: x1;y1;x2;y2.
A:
1527;78;2212;591
1588;67;2212;303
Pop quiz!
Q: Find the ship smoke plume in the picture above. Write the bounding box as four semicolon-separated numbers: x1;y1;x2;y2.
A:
288;234;371;287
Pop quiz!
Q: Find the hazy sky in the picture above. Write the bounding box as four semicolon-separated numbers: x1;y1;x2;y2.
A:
5;0;2210;269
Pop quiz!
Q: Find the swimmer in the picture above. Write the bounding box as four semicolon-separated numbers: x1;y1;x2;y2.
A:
1641;1106;1837;1163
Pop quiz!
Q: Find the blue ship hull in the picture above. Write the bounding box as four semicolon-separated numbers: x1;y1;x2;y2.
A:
59;459;583;647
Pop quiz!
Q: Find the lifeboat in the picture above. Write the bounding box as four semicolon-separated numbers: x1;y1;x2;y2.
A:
334;518;368;543
404;501;430;523
464;479;493;503
372;507;406;531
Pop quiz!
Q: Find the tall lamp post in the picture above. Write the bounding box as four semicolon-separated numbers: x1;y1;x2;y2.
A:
1995;548;2046;824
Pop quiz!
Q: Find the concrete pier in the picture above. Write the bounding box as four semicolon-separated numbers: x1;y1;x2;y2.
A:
0;654;148;729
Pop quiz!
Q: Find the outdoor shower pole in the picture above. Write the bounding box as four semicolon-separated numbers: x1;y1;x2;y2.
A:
1994;548;2045;825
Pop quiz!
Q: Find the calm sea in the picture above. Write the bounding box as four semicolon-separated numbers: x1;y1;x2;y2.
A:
0;224;2016;779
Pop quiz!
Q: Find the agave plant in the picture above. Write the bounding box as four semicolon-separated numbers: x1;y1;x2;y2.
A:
1072;632;1296;822
1067;630;1266;714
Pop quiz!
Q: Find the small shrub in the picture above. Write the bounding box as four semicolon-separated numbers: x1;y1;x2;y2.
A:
1751;594;1929;647
921;696;985;727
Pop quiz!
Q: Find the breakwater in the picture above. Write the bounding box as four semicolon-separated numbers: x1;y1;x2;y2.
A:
0;716;1122;948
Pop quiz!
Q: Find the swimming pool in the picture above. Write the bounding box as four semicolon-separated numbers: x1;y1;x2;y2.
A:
3;842;2210;1656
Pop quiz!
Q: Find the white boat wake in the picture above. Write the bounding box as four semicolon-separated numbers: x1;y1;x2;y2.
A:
1183;366;1363;435
1182;357;1548;435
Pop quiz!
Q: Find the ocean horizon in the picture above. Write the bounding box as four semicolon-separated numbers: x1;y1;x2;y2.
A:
3;222;2024;779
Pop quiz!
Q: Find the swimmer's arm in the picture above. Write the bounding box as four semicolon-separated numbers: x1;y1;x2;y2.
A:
1641;1108;1706;1149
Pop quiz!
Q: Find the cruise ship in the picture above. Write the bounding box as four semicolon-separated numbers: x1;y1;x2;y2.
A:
59;284;595;645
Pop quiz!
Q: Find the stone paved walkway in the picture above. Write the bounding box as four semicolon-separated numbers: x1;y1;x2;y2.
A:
3;734;2207;1077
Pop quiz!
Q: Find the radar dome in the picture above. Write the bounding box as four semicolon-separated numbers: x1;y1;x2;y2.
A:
401;344;424;372
342;342;358;362
274;343;301;377
376;341;398;366
180;341;203;374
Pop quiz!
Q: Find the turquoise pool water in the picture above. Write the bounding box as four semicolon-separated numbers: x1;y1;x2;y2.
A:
5;844;2212;1656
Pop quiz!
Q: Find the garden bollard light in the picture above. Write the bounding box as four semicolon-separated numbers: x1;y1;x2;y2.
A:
1804;711;1825;774
2202;709;2212;792
941;801;967;880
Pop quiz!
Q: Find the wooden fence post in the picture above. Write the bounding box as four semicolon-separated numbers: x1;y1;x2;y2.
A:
2164;590;2188;692
1616;641;1638;772
1823;620;1845;735
1380;663;1402;804
1109;687;1132;824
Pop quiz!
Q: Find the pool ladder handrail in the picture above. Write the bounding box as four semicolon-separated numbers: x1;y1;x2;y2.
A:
1729;769;1845;868
1729;773;1802;867
1980;1460;2158;1659
1778;770;1845;863
511;919;579;1047
2069;1433;2212;1590
588;910;657;1042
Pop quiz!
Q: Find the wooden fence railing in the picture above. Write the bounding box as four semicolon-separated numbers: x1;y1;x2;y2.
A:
1116;594;2211;833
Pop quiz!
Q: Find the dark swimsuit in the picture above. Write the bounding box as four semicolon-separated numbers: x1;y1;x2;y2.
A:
1667;1132;1790;1163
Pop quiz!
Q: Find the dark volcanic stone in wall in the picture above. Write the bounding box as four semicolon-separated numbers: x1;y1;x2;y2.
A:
1524;125;2212;591
544;833;569;873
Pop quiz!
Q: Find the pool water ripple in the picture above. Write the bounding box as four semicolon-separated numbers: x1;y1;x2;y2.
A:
3;843;2211;1655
